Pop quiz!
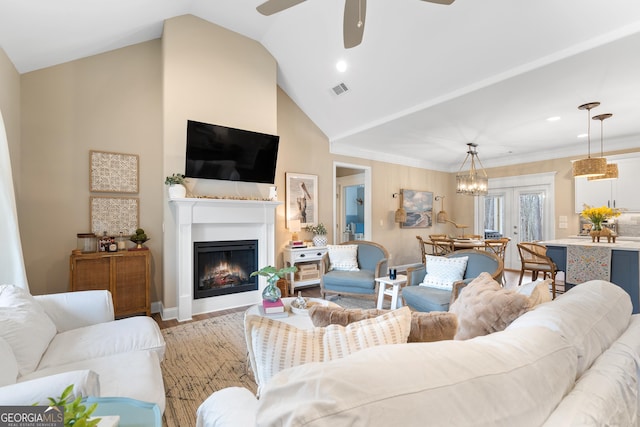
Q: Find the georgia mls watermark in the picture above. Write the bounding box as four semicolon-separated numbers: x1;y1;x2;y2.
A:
0;406;64;427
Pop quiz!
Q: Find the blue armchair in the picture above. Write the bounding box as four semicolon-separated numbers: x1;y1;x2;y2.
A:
320;241;389;300
402;249;503;312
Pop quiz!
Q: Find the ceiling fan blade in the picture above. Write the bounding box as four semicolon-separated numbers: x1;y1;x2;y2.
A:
420;0;455;4
256;0;306;16
344;0;366;49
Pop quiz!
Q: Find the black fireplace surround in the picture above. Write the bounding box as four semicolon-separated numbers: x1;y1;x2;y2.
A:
193;240;258;299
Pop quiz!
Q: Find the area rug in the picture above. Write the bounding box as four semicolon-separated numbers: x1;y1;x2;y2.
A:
161;296;377;426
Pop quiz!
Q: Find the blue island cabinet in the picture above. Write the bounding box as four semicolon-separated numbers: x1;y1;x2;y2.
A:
545;244;640;314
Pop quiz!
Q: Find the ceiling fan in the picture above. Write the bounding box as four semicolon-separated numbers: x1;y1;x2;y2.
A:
256;0;455;49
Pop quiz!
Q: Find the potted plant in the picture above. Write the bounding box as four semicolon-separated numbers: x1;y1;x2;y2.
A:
305;223;328;247
165;173;187;199
250;265;298;302
45;384;101;427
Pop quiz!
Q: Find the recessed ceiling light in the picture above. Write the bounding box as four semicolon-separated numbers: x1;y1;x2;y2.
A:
546;116;561;122
336;60;347;73
577;133;588;138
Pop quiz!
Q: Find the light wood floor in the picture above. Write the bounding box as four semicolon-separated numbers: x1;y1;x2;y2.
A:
152;269;563;329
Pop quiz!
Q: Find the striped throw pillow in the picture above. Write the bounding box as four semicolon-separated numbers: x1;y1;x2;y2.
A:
244;306;412;394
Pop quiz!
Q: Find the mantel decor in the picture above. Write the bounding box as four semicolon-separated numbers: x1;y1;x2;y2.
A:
90;150;139;193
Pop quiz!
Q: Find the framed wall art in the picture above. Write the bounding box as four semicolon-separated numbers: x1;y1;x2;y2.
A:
90;196;139;236
400;189;433;228
286;172;318;228
90;150;139;193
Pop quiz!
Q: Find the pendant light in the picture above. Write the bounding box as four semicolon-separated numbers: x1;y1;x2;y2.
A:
393;192;406;223
572;102;607;178
588;113;618;181
435;195;448;223
456;143;488;196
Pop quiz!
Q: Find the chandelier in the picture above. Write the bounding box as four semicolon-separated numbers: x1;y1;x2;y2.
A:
588;113;618;181
456;143;488;196
572;102;607;178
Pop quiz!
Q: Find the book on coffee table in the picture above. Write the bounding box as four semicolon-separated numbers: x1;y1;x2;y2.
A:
262;298;285;314
258;305;289;318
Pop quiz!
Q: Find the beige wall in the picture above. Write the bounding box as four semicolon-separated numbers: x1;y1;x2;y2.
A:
0;47;21;189
19;40;163;296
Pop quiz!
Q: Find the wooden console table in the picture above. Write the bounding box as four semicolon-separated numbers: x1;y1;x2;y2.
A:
69;250;151;318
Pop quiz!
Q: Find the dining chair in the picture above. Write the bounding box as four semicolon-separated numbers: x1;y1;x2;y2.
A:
428;235;455;256
517;242;558;298
485;238;509;284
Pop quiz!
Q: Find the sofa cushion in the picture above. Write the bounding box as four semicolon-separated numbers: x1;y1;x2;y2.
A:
0;285;57;376
38;316;166;370
542;314;640;426
257;326;577;426
326;244;359;271
0;337;18;386
420;255;468;290
244;307;412;393
507;280;632;378
20;350;166;413
308;305;457;342
449;272;530;340
0;369;100;406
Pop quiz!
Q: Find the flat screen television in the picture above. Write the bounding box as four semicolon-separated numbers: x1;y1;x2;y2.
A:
185;120;280;184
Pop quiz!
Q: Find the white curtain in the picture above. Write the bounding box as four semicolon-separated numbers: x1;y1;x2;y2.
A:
0;109;28;290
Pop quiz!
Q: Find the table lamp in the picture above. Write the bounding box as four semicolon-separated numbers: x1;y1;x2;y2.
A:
289;219;301;241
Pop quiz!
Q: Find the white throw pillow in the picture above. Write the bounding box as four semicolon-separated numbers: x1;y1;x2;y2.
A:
0;337;18;386
244;306;412;394
516;279;552;307
0;285;57;376
420;256;468;290
327;244;359;271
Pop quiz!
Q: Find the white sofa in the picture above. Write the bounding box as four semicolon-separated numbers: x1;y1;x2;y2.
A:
0;285;166;411
197;280;640;426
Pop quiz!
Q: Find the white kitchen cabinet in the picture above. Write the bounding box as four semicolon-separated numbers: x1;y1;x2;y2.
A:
575;155;640;212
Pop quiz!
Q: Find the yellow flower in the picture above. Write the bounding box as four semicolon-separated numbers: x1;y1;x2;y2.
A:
580;204;621;223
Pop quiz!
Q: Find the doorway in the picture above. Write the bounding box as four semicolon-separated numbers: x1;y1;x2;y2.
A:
478;172;556;270
333;162;372;244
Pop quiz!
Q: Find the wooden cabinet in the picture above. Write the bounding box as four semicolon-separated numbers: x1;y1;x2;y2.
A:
70;250;150;318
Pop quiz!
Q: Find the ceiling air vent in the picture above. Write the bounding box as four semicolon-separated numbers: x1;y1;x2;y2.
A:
332;82;349;96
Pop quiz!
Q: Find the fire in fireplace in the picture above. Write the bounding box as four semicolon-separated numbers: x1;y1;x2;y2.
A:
193;240;258;299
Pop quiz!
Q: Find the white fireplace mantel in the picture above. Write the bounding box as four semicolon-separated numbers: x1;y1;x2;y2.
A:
169;198;281;321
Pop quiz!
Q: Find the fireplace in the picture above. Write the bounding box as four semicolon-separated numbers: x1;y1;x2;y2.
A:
193;240;258;299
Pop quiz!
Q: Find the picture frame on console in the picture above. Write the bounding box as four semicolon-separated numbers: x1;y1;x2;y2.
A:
400;189;433;228
286;173;318;228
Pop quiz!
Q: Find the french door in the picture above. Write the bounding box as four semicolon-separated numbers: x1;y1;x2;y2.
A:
478;173;555;270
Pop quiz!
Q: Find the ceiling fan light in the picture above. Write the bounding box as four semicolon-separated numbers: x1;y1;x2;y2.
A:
572;157;607;178
588;162;618;181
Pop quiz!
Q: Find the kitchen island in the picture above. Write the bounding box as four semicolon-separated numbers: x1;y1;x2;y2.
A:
541;237;640;313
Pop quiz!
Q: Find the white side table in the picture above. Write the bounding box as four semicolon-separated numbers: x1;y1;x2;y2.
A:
375;275;407;310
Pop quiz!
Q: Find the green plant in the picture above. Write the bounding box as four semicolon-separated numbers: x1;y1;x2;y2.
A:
250;265;298;286
165;173;186;185
45;384;101;427
131;228;148;242
305;223;327;235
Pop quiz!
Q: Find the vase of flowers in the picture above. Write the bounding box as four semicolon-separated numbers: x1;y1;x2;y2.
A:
580;204;620;233
305;223;328;247
250;265;298;302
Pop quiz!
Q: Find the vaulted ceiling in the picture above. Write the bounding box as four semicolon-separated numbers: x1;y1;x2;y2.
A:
2;0;640;171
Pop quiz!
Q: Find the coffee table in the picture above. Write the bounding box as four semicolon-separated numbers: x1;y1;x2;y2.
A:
245;297;339;329
83;396;161;427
